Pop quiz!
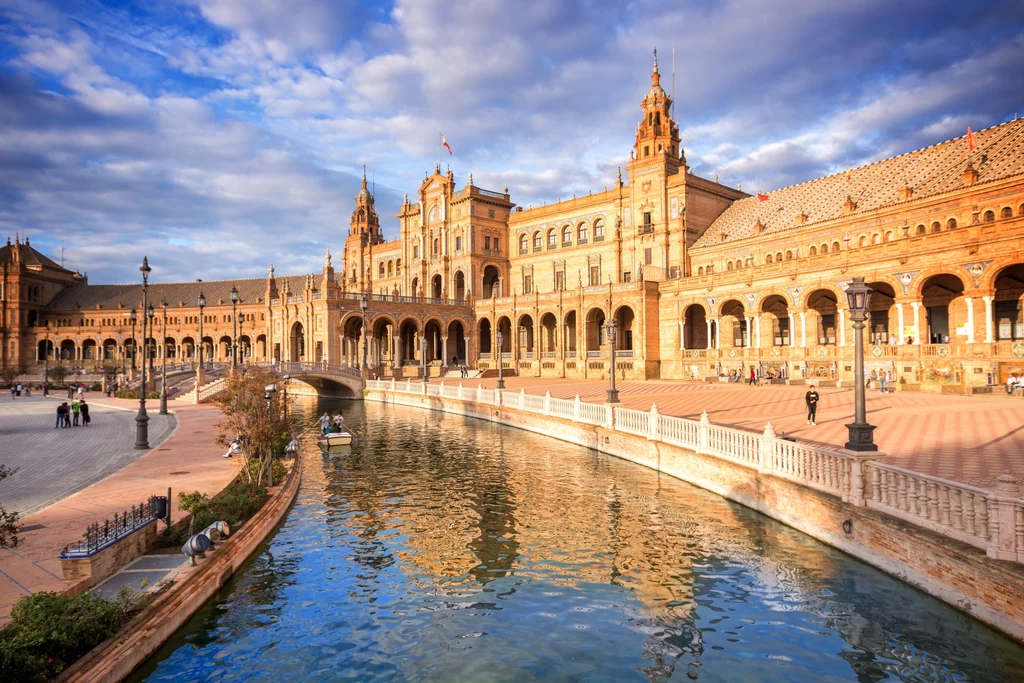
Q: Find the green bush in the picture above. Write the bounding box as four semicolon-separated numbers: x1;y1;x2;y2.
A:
243;458;287;485
0;590;130;681
114;390;160;400
174;480;270;543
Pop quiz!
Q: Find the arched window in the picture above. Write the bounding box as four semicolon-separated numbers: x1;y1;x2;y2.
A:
379;262;385;277
766;254;773;264
562;225;572;245
983;210;995;223
820;243;828;254
947;218;957;230
594;218;605;239
519;234;528;253
396;258;402;271
832;241;840;252
871;233;880;245
917;224;926;235
1019;203;1024;216
578;222;589;242
776;252;783;262
931;221;941;233
1001;206;1012;219
533;231;542;250
859;236;867;247
388;261;394;277
547;228;556;247
698;266;704;276
433;238;439;255
883;231;893;243
428;205;438;222
809;246;817;256
727;261;734;271
785;250;793;261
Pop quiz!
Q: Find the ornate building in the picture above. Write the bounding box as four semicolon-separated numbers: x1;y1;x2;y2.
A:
3;54;1023;393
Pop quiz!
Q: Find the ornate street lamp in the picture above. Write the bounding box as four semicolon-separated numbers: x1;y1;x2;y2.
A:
605;317;620;403
360;294;369;371
197;291;206;368
43;321;50;394
230;285;240;370
421;332;429;383
136;256;152;450
496;329;505;389
844;277;877;451
159;301;168;415
147;304;155;372
130;307;138;372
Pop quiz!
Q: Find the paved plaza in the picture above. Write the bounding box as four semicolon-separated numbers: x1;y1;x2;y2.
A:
0;398;238;623
449;377;1024;488
0;395;176;516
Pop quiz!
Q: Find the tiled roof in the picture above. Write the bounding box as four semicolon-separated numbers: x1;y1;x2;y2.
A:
693;118;1024;248
45;274;315;312
0;240;72;272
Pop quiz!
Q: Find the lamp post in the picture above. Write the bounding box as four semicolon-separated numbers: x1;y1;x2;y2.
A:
43;321;50;394
421;333;429;383
197;291;206;389
282;374;290;423
230;285;239;370
605;318;620;403
136;256;151;450
844;277;877;451
160;301;168;415
360;294;368;371
130;308;137;373
496;329;505;389
264;384;276;488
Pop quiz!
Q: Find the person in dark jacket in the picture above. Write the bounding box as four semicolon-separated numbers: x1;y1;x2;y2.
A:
805;388;820;426
80;400;91;427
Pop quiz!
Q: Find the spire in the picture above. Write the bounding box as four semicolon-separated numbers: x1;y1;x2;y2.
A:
361;164;367;189
325;248;332;268
652;47;660;87
269;263;275;278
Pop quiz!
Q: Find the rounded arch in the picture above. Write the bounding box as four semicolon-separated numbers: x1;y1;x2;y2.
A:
992;263;1024;341
577;221;589;242
517;313;535;355
916;223;926;235
478;317;493;354
518;234;529;252
805;289;839;345
430;273;443;299
561;223;572;245
910;268;970;299
421;314;445;332
947;217;958;230
423;318;444;363
682;303;708;349
378;262;386;277
532;230;542;250
612;305;635;351
718;299;748;348
760;294;791;347
410;276;420;297
585;306;606;352
799;284;844;310
446;318;468;364
495;316;512;353
546;227;557;248
918;273;966;343
563;309;579;357
983;209;995;223
453;270;466;301
765;254;773;264
539;312;557;353
387;260;394;277
1000;206;1012;220
866;281;897;345
482;264;501;298
809;245;817;256
820;243;829;254
396;314;422;332
716;297;747;317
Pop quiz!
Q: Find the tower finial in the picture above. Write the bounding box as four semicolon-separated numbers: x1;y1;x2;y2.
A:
325;248;332;268
361;164;367;189
653;47;658;74
269;263;275;278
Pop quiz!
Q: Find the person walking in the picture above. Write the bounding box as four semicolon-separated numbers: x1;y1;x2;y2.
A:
9;385;14;400
80;399;90;427
71;397;82;426
879;371;889;395
748;367;757;386
66;385;73;399
76;383;84;400
15;383;22;397
805;387;820;426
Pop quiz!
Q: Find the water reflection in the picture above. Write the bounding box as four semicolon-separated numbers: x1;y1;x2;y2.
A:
136;398;1024;682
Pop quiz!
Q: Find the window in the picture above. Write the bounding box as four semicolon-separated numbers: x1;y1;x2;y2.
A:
883;231;893;243
821;243;828;254
859;236;867;247
785;250;793;260
809;246;817;256
645;248;653;265
643;146;649;157
379;263;385;277
554;271;564;291
519;234;529;254
727;261;734;271
931;221;941;233
776;252;783;262
413;245;420;259
947;218;957;230
455;236;462;251
623;271;631;282
594;219;605;241
983;210;995;223
578;223;589;244
643;212;652;232
871;234;880;245
1019;203;1024;216
917;224;926;235
484;236;491;250
698;267;704;276
766;254;773;264
589;265;600;286
562;225;572;246
523;274;533;294
1001;206;1012;219
533;232;542;251
773;317;790;346
433;238;439;256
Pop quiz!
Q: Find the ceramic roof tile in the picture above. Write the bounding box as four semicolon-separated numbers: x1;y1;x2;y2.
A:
693;118;1024;249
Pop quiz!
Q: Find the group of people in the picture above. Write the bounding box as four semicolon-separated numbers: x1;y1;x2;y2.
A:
55;398;90;427
1006;373;1024;394
451;355;469;378
319;411;347;435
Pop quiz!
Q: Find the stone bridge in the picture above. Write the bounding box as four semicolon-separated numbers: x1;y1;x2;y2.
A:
265;361;365;399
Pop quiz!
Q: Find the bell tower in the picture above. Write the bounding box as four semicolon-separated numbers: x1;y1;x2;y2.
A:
632;49;681;168
343;167;382;292
349;167;382;243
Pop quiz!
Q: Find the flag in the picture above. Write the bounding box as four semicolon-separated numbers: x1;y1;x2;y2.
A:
967;126;976;152
756;192;769;202
441;133;452;155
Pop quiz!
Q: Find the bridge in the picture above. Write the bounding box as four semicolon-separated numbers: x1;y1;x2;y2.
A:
268;362;365;399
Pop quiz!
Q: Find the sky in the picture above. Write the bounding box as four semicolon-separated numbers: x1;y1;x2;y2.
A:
1;0;1022;284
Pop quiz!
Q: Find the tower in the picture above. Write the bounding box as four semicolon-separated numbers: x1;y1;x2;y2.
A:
632;48;682;168
344;167;382;292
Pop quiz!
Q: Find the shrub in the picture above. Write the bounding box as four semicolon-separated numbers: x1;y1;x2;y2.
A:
114;390;160;400
244;458;287;485
174;481;270;543
0;590;131;681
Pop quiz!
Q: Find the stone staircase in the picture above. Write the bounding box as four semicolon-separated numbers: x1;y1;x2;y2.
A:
443;369;483;379
174;376;229;404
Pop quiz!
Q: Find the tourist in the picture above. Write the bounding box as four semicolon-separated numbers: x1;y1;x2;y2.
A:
9;385;14;400
748;367;757;386
56;402;69;428
868;369;877;389
1007;373;1021;394
942;333;950;343
285;437;300;454
71;397;81;426
461;362;468;379
76;383;84;399
888;334;898;345
452;354;459;370
805;387;819;426
80;399;90;427
879;371;889;395
319;412;332;436
223;437;243;458
15;383;22;397
66;385;73;399
333;411;346;433
43;381;49;397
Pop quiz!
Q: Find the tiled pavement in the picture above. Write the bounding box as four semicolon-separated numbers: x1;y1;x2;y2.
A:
0;395;176;516
447;377;1024;489
0;397;238;623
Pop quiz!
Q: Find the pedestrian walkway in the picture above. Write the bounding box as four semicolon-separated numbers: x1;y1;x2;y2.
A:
0;399;238;624
0;396;175;516
445;377;1024;488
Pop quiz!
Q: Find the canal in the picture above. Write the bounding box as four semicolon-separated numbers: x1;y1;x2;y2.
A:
134;397;1024;682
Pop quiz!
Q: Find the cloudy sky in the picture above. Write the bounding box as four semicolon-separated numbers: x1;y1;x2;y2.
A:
1;0;1022;284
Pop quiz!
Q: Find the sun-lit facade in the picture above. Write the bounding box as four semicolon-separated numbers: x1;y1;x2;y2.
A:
4;54;1024;392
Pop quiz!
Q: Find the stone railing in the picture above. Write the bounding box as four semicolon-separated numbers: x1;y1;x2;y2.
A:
197;377;228;402
366;378;1024;564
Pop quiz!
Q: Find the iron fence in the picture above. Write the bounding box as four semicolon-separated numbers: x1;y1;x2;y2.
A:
60;499;159;558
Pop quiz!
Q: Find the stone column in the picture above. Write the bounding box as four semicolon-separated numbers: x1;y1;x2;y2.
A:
982;295;994;343
838;308;846;347
911;301;921;343
716;318;723;349
679;320;685;350
896;304;905;344
393;336;402;371
705;318;712;349
464;338;471;367
965;297;975;343
745;316;753;347
788;313;796;347
755;316;761;349
441;336;449;371
799;311;807;347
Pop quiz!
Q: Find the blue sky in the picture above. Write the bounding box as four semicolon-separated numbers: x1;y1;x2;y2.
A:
1;0;1022;284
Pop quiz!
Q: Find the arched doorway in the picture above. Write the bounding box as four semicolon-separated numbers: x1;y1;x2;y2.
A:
399;319;420;364
37;339;53;362
518;314;535;358
993;264;1024;340
496;316;512;355
719;299;747;348
761;295;790;346
479;318;492;356
585;308;606;353
612;306;634;353
431;274;443;300
289;322;305;362
540;313;557;355
806;289;838;345
867;282;896;345
411;277;420;298
372;318;395;369
163;337;176;361
564;311;578;357
483;265;501;298
102;338;117;362
181;336;195;360
60;339;76;361
201;337;214;365
238;335;251;362
255;334;266;360
920;274;966;343
342;316;363;367
218;335;232;361
81;339;97;362
447;320;467;365
682;304;708;349
424;319;443;363
454;271;466;301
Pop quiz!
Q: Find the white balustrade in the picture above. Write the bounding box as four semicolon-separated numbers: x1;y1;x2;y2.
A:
614;408;649;437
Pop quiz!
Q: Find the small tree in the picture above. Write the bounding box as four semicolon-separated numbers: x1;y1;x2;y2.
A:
0;465;22;548
0;365;20;387
49;363;68;386
213;367;292;486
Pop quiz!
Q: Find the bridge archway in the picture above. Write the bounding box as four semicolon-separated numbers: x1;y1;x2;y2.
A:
289;321;305;362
